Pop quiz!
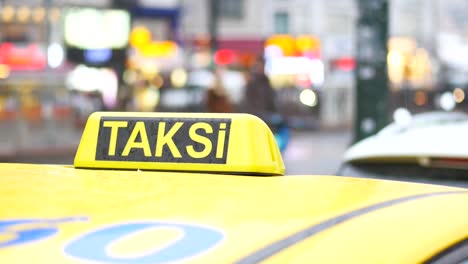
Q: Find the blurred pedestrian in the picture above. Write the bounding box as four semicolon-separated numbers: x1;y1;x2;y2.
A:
244;57;276;120
206;68;233;113
244;57;290;152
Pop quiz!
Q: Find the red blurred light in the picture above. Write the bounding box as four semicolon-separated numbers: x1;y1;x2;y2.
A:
214;49;236;65
333;57;356;71
296;74;311;88
0;42;46;70
303;50;321;60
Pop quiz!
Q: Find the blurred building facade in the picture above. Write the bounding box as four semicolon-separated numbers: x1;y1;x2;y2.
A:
2;0;468;160
179;0;468;126
181;0;357;128
181;0;356;60
388;0;468;114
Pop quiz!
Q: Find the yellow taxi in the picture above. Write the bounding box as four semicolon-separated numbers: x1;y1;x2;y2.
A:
1;112;468;264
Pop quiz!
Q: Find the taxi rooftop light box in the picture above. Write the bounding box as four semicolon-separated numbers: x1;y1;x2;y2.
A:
75;112;285;175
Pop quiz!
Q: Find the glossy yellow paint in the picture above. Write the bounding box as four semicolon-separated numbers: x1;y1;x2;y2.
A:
0;163;467;263
265;194;468;264
74;112;285;175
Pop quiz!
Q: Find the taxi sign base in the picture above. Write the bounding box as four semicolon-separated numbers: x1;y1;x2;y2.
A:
74;112;285;175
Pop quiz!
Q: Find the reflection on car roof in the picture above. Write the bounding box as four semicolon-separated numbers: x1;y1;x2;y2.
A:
378;111;468;137
345;111;468;162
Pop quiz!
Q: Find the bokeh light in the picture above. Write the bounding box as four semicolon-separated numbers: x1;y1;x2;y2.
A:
47;43;64;68
32;7;46;23
0;64;10;79
17;6;31;23
440;92;456;111
299;89;317;107
453;88;465;104
1;6;15;22
393;108;412;126
130;26;152;48
48;7;61;23
171;68;188;88
414;91;427;106
152;75;164;88
123;70;137;85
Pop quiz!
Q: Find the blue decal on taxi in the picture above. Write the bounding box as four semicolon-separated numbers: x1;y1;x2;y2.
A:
64;221;223;264
0;217;88;248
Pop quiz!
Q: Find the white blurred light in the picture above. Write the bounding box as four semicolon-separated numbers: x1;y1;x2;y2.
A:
101;69;118;109
361;118;376;133
160;89;191;108
170;68;188;88
359;66;375;80
221;70;246;104
387;50;405;67
123;69;137;84
309;59;324;86
141;88;160;110
64;9;130;49
47;43;64;68
66;65;118;108
265;57;324;86
190;52;211;68
188;69;214;88
141;61;159;78
440;91;456;111
264;45;283;59
266;57;311;75
393;107;412;126
299;89;317;107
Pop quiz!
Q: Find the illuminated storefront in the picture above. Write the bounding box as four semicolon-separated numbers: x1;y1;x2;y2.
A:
264;34;323;90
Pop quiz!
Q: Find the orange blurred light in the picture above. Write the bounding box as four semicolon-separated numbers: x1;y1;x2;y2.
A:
1;6;15;22
152;75;164;88
130;26;152;48
238;53;256;67
17;6;31;23
453;88;465;103
265;35;296;57
194;34;211;49
32;7;46;23
0;64;10;79
48;7;60;23
414;91;427;106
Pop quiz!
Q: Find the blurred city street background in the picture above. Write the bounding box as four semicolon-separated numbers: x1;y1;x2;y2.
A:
1;0;468;174
3;130;353;175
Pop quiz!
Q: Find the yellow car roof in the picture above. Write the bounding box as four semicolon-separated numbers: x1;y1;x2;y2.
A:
1;163;467;264
2;112;467;263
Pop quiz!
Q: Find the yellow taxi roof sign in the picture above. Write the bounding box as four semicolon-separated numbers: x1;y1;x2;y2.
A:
74;112;285;175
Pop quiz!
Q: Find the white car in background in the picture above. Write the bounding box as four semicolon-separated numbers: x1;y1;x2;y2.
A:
339;111;468;188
